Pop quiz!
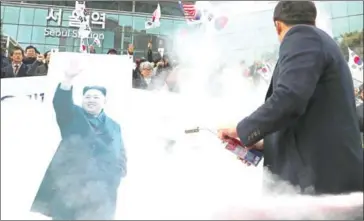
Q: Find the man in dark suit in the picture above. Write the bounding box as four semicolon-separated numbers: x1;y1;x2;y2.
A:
218;1;363;195
1;46;29;78
32;63;127;220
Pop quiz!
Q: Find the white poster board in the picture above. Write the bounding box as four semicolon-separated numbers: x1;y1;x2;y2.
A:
1;52;133;220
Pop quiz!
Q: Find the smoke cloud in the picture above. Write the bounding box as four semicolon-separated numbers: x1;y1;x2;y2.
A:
1;1;362;220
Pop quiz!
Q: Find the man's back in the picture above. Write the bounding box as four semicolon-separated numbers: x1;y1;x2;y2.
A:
264;25;363;194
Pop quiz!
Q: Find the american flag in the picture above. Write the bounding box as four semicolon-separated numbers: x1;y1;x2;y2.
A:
178;1;197;21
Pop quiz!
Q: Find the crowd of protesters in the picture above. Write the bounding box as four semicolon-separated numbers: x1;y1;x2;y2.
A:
1;40;363;138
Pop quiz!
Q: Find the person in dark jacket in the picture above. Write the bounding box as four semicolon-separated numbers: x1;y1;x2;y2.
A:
1;51;9;69
23;45;38;66
27;51;51;76
31;65;127;220
218;1;363;195
1;46;29;78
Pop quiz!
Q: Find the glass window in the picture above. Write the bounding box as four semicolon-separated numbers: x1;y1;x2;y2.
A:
332;17;350;37
330;2;348;18
118;1;133;12
58;1;75;7
160;20;175;36
19;8;35;25
19;43;29;50
347;1;363;16
31;26;46;44
65;46;73;52
102;31;115;49
24;1;53;5
133;33;149;51
119;15;133;29
349;15;364;32
86;1;120;11
44;45;56;52
1;6;4;20
2;24;18;40
316;2;332;18
135;1;158;14
105;14;119;30
45;36;60;45
31;44;45;53
173;20;188;30
133;51;146;59
33;8;48;26
73;39;80;47
62;10;72;21
17;25;33;43
160;2;184;16
146;26;160;35
3;6;20;24
132;16;147;32
64;37;74;47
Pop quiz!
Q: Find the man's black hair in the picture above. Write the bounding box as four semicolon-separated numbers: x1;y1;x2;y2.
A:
25;45;37;53
10;46;24;56
107;48;118;54
273;1;317;26
83;86;107;96
44;50;51;58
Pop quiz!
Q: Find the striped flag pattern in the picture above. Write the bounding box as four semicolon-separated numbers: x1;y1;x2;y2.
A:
178;1;199;22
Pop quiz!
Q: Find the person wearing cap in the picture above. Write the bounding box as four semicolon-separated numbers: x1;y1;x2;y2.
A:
31;61;127;220
218;1;363;195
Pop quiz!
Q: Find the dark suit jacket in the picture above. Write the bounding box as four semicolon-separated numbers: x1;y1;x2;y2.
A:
236;25;363;195
356;103;363;132
27;60;48;76
1;63;29;78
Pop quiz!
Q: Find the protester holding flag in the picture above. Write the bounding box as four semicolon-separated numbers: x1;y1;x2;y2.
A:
145;3;161;29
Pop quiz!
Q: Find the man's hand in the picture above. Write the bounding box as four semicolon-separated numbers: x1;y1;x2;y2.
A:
238;140;264;166
36;54;45;62
64;60;84;81
217;127;238;142
148;42;152;49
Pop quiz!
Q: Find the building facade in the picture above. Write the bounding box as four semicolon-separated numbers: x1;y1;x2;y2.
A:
1;1;363;60
1;1;190;57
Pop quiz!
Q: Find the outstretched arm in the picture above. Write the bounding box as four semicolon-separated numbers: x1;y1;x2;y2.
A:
53;79;76;128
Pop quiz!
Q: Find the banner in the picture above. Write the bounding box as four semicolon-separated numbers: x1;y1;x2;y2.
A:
1;52;133;220
1;76;48;101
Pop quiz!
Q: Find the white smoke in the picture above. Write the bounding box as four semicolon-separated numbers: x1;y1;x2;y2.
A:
1;1;362;220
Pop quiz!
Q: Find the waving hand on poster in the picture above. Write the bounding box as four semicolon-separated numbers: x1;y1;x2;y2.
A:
60;59;86;90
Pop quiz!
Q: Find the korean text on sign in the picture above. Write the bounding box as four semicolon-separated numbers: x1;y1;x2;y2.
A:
69;10;106;29
46;8;63;26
